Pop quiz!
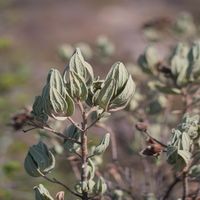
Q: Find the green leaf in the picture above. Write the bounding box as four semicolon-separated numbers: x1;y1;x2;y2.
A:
188;41;200;80
181;132;191;151
93;133;110;155
155;85;181;95
24;142;55;177
189;164;200;179
96;79;115;110
93;176;107;195
105;62;129;92
138;46;159;74
32;96;48;122
109;75;136;111
170;43;189;86
41;69;75;119
69;70;88;101
63;125;80;153
68;48;94;85
34;184;54;200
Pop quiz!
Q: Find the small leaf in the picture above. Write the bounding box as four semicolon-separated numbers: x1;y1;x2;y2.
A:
96;79;115;110
109;75;136;111
69;70;88;101
68;48;94;85
93;133;110;155
34;184;54;200
93;176;107;195
189;164;200;179
24;142;55;177
105;62;129;92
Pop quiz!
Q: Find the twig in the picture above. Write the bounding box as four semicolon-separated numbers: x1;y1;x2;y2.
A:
85;106;97;118
85;110;105;131
43;126;81;144
42;174;82;198
162;176;181;200
23;121;81;144
67;117;83;131
144;130;167;148
182;173;189;200
77;100;89;200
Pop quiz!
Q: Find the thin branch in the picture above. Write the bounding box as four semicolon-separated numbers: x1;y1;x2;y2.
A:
85;111;105;131
77;100;89;200
23;127;37;132
86;106;97;118
162;176;181;200
43;126;81;144
41;175;82;198
67;117;83;131
144;130;167;148
182;173;189;200
23;121;81;144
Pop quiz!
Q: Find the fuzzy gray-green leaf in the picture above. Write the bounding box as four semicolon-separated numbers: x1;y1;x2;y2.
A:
96;79;115;110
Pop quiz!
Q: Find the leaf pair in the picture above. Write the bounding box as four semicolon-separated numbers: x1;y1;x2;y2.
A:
96;62;135;111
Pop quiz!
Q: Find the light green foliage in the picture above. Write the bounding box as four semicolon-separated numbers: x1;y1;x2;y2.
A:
65;48;94;86
96;35;115;58
93;176;107;195
189;164;200;179
112;189;124;200
138;46;159;74
138;41;200;96
32;96;48;123
188;41;200;81
24;142;55;177
93;133;110;156
34;184;54;200
144;193;157;200
173;12;196;36
96;62;135;111
58;44;74;61
167;114;200;170
170;43;189;86
25;48;135;200
69;70;88;101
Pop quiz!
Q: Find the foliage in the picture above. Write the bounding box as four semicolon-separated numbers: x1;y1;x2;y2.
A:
22;48;135;200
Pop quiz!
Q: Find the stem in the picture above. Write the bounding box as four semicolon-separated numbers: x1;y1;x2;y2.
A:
77;100;88;200
67;117;83;131
182;173;189;200
144;130;167;148
85;110;105;131
23;121;81;144
43;126;81;144
42;175;82;198
162;176;181;200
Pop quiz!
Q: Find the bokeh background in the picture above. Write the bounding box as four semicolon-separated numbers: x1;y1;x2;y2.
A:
1;0;200;199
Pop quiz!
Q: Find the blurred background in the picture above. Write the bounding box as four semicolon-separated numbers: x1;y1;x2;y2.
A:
1;0;200;199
